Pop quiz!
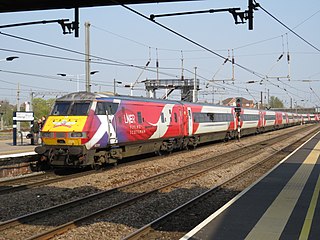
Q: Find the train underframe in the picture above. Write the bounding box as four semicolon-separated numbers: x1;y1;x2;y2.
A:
35;136;199;169
35;130;234;169
35;123;298;169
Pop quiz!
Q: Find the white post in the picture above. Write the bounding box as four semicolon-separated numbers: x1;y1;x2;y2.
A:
17;83;20;133
130;83;134;96
85;22;91;92
193;67;198;103
77;74;80;92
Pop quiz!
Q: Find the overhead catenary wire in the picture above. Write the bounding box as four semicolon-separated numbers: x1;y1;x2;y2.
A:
0;69;116;88
0;31;175;80
116;1;318;107
113;1;267;80
0;3;318;107
0;32;189;81
257;2;320;53
234;8;320;51
0;31;127;67
309;87;320;102
0;12;308;82
0;77;58;91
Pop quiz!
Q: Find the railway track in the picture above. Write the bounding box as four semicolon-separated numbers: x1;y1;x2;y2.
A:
0;169;97;195
0;124;317;240
0;124;311;196
123;126;319;239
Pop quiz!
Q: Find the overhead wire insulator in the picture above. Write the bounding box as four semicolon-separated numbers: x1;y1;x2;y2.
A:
277;54;283;61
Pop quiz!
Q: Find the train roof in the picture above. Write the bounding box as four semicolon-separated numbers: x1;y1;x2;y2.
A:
55;92;304;116
56;92;239;109
56;92;97;101
56;91;181;104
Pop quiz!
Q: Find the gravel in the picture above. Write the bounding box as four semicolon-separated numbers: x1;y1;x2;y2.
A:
0;124;317;240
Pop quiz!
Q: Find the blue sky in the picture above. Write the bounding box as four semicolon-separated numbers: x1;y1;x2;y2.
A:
0;0;319;108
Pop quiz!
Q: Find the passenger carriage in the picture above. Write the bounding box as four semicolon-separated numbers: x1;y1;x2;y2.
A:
35;92;317;169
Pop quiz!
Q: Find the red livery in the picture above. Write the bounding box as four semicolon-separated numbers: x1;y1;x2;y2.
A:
35;92;318;169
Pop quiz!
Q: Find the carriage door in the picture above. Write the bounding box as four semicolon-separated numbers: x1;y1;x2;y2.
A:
105;102;118;144
187;107;193;136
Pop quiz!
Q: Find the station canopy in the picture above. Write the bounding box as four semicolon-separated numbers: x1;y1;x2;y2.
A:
0;0;194;13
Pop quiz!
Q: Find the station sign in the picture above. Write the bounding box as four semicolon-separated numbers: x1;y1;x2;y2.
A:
13;111;34;121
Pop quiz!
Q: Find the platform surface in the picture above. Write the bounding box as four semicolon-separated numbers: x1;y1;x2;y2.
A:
0;139;36;158
182;131;320;240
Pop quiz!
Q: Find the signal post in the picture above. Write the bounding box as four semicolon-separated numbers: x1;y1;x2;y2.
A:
235;98;242;140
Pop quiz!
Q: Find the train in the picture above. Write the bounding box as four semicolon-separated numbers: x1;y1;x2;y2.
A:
34;92;319;169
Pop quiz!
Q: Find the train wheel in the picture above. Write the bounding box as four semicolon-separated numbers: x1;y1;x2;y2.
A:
155;150;162;156
224;133;231;142
34;161;51;171
91;163;101;170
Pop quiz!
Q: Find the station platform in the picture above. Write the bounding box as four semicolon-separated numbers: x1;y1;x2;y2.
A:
182;131;320;240
0;139;36;159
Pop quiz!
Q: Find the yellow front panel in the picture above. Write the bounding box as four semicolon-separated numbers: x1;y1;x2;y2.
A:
42;116;88;146
42;116;88;132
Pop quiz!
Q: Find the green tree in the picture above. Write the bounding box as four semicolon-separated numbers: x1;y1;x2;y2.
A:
269;96;284;108
32;98;55;120
0;98;54;130
0;100;15;127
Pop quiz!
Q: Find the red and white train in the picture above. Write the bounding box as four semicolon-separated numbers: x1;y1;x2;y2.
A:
35;92;319;168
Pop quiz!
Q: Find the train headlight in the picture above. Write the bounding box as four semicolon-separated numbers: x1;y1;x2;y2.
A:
69;132;87;138
42;132;53;138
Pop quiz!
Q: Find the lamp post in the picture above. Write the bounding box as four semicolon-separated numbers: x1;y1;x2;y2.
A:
0;56;19;62
113;79;122;95
0;105;3;130
57;71;99;92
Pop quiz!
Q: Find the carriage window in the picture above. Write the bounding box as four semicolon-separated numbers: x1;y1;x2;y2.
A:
95;102;119;115
51;102;71;115
188;110;192;119
207;113;214;121
107;102;119;114
174;113;178;123
242;114;260;121
265;115;276;121
70;102;90;116
95;102;105;115
193;112;232;123
137;112;143;124
161;113;165;123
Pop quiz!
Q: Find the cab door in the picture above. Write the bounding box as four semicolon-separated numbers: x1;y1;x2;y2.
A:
96;101;118;145
187;107;193;136
106;101;120;144
105;109;117;144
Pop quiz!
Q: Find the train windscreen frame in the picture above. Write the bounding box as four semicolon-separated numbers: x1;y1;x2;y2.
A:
51;102;70;115
51;101;91;116
70;102;90;115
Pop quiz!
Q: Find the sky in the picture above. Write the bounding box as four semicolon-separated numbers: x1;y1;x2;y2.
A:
0;0;319;108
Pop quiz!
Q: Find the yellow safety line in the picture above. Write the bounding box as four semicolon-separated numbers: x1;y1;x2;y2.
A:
245;141;320;240
299;173;320;240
